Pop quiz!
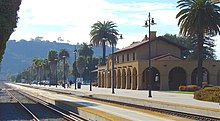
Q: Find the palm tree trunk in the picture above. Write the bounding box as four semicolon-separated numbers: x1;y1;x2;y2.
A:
197;33;204;87
102;41;106;65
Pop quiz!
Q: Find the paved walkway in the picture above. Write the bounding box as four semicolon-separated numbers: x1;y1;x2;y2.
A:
13;83;220;118
38;84;220;110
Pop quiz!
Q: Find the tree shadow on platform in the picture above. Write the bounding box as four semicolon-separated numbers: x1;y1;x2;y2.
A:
55;100;98;114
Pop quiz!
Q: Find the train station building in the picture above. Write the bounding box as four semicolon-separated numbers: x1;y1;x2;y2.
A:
97;32;220;90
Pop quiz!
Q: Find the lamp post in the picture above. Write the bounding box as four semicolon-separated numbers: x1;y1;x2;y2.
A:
88;44;93;91
73;48;77;90
62;55;66;88
39;65;42;82
111;34;123;94
55;58;58;87
144;12;156;98
48;60;51;86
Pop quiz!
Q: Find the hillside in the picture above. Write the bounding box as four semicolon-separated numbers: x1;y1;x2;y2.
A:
0;39;116;79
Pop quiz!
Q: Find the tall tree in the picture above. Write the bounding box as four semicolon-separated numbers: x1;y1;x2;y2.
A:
188;36;217;60
0;0;22;63
76;56;86;78
90;21;119;65
78;42;94;58
59;49;70;60
48;50;58;83
176;0;220;87
163;34;217;60
32;57;44;81
58;49;69;81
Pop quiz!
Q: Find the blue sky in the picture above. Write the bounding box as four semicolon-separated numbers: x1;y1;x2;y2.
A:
10;0;220;58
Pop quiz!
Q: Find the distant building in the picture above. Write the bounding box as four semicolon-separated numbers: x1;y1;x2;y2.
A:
97;31;220;90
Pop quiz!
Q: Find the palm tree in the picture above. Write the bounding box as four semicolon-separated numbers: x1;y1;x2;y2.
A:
78;42;94;58
48;50;58;84
48;50;58;62
32;57;44;81
76;56;86;78
59;49;70;85
90;21;119;65
176;0;220;87
59;49;70;60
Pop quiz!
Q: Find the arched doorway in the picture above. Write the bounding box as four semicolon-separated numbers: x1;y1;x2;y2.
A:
169;67;187;90
191;67;209;85
132;67;137;90
116;69;121;88
217;70;220;86
142;67;160;90
126;68;131;89
121;69;126;89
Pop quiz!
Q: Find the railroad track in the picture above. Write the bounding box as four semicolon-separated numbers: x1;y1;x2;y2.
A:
44;87;220;121
6;88;88;121
87;96;220;121
12;84;220;121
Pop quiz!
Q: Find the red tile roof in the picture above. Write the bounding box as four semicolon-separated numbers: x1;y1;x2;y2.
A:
114;36;186;54
114;39;149;53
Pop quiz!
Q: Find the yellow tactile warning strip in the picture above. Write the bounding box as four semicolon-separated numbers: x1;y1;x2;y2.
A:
60;93;191;121
10;83;215;120
15;84;191;121
61;101;131;121
8;84;131;121
92;94;220;113
10;83;184;121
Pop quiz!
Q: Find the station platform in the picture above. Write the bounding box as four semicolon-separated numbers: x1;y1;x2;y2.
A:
13;83;220;118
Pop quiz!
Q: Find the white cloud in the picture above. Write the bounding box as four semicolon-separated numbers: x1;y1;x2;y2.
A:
13;0;220;54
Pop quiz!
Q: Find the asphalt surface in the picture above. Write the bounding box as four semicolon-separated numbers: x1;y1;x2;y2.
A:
0;81;32;121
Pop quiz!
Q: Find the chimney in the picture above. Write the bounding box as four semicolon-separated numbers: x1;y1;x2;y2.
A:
150;31;156;40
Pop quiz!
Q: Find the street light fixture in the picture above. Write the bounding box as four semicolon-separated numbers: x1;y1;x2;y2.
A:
143;12;156;98
73;48;77;90
111;34;123;94
48;60;51;86
88;44;93;91
62;55;66;88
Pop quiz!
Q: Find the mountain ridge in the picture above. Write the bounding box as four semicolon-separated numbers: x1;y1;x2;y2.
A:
0;39;116;79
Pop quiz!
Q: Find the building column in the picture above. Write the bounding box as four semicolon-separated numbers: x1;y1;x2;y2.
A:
137;73;143;90
160;72;169;90
186;73;192;85
107;72;111;88
210;72;217;85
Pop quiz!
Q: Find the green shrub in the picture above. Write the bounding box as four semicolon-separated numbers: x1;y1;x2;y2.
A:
194;86;220;103
202;83;214;89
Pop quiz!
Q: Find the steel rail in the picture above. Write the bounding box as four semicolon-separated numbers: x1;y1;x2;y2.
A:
15;89;88;121
6;89;40;121
14;84;220;121
44;87;220;121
